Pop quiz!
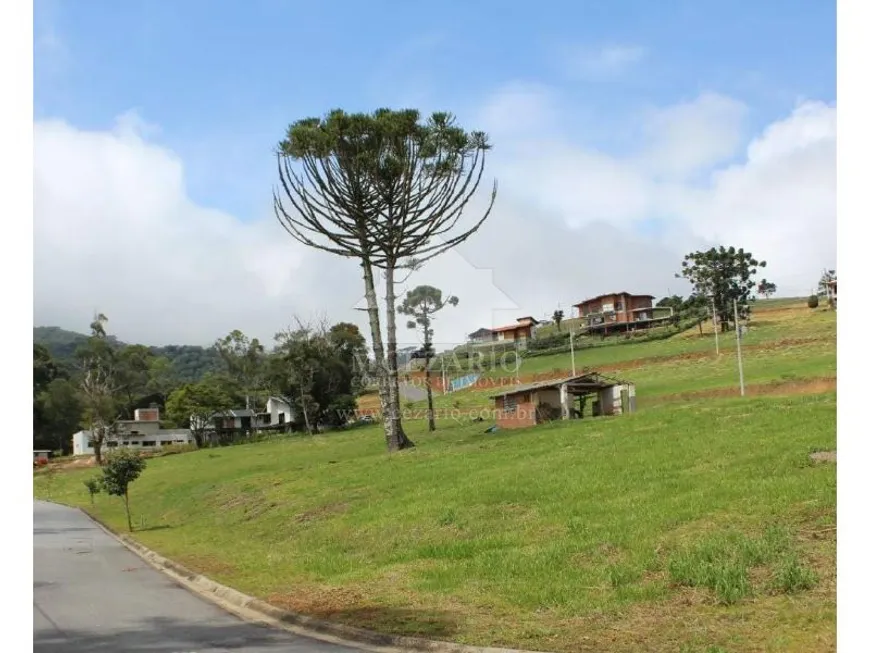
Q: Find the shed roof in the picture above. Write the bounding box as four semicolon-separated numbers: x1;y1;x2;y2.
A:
489;372;631;399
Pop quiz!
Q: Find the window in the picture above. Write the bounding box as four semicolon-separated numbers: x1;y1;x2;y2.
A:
107;441;118;448
278;413;285;425
503;395;518;414
122;441;129;446
130;441;140;445
261;414;271;425
140;441;154;447
615;301;624;311
86;440;94;448
160;440;173;446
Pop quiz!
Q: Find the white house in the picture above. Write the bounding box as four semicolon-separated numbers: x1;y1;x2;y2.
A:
192;396;298;436
259;396;297;429
72;407;194;456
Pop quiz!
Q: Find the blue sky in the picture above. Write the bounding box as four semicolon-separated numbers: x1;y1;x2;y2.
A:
34;0;835;220
32;0;837;346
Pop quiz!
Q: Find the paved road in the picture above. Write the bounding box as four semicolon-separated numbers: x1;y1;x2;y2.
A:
33;500;364;653
399;381;428;402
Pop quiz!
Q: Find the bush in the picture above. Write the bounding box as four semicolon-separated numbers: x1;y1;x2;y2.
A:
83;477;101;505
101;449;147;532
808;294;819;309
527;332;571;352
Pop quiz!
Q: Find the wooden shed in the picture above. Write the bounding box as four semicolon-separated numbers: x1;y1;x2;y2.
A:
490;372;636;430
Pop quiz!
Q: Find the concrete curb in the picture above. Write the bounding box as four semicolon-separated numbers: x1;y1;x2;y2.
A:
73;506;549;653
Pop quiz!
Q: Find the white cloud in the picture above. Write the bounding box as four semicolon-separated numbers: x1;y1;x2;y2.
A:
471;86;835;298
635;92;749;179
560;44;647;80
33;90;836;350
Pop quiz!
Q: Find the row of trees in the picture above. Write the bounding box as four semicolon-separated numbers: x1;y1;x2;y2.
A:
34;314;372;462
34;314;179;459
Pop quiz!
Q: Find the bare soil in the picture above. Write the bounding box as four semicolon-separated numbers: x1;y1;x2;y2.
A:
646;377;837;404
809;450;836;463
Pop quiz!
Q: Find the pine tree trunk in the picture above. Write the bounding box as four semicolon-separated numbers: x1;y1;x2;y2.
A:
425;362;436;432
424;331;436;432
361;262;412;451
383;265;414;450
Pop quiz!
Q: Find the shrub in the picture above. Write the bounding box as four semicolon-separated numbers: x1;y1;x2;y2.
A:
101;449;147;532
807;294;819;309
83;477;101;505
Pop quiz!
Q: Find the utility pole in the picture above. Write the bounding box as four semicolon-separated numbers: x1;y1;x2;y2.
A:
570;329;576;376
734;299;745;397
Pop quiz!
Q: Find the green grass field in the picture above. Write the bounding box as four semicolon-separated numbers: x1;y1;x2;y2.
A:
34;299;837;653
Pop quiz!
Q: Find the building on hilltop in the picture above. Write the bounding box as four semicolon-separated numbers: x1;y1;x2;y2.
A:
467;327;493;344
489;316;540;345
573;292;673;335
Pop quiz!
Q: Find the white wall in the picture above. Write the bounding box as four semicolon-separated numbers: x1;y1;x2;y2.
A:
71;428;194;455
265;397;296;426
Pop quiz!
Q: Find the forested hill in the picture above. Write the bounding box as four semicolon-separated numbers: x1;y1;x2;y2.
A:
33;326;223;383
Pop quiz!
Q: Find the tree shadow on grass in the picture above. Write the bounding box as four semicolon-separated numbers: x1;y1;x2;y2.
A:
131;524;173;533
299;605;460;640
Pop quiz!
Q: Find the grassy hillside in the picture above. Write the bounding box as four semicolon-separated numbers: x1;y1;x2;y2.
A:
385;300;835;420
34;298;836;653
34;396;835;652
33;326;223;383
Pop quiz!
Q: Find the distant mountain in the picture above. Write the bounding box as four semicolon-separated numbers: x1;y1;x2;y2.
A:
33;326;223;383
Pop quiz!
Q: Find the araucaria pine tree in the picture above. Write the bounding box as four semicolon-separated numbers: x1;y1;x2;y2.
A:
273;109;497;451
399;285;458;432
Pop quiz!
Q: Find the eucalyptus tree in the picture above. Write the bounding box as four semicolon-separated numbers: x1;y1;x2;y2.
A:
75;313;121;464
274;108;496;451
214;330;266;411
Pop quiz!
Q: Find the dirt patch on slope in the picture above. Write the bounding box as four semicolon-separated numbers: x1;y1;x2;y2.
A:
648;376;836;404
809;450;836;463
